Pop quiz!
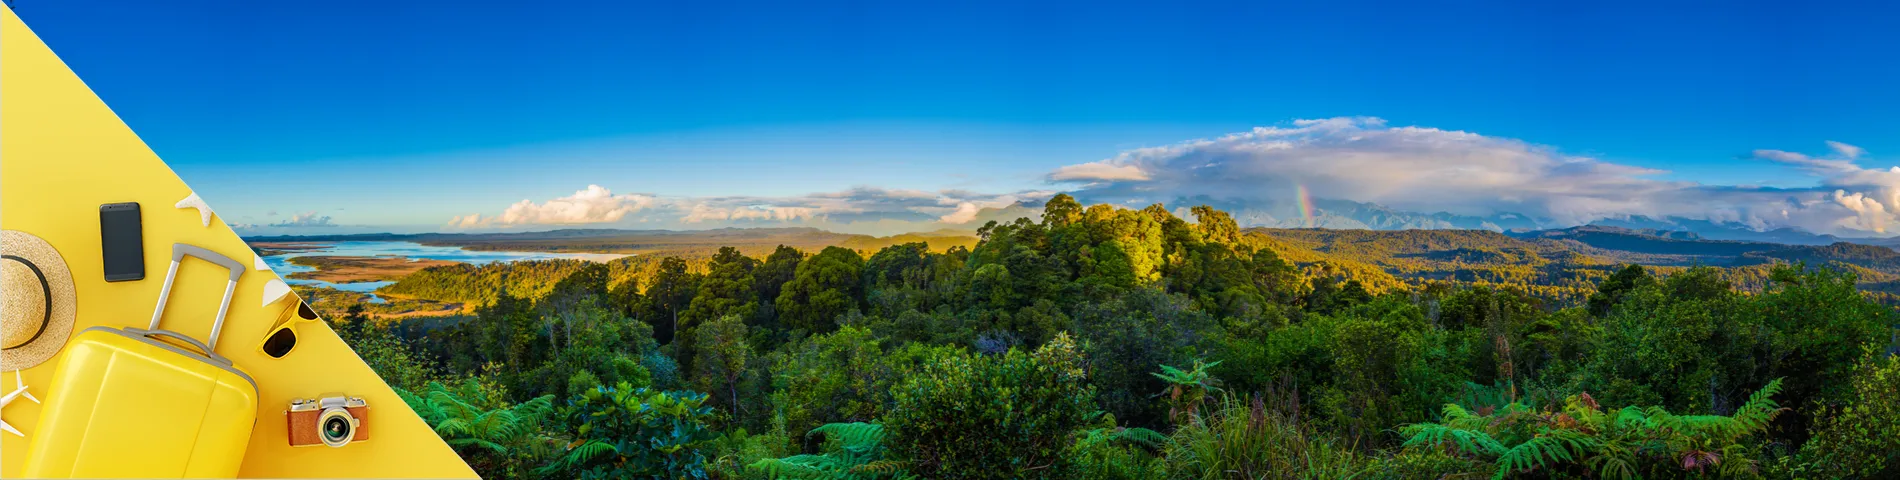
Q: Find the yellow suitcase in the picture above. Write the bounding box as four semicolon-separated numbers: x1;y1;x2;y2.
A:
21;244;258;478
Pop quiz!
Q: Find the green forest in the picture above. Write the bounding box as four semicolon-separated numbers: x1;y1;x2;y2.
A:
330;195;1900;479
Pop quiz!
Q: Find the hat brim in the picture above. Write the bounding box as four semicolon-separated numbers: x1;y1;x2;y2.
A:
4;230;77;371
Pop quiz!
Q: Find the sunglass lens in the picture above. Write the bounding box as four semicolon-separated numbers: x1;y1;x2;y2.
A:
297;302;318;320
262;327;297;358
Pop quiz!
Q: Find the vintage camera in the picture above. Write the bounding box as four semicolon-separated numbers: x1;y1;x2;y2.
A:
287;395;370;447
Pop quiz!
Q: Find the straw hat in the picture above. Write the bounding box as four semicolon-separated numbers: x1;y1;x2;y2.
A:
4;230;77;370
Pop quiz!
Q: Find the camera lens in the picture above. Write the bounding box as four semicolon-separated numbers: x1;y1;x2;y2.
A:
324;417;348;439
318;408;355;447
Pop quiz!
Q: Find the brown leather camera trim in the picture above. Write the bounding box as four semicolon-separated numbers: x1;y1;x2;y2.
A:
286;406;370;447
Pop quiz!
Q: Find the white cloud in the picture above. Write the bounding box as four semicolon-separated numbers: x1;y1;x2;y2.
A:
1827;140;1866;159
1054;117;1677;225
1832;190;1891;233
1754;149;1858;173
452;185;656;227
271;211;336;228
1048;161;1151;182
448;214;485;228
939;202;982;224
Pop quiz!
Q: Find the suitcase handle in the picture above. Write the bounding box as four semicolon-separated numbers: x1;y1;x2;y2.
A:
123;328;235;366
148;243;245;353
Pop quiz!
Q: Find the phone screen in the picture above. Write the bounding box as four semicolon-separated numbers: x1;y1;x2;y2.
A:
100;202;145;282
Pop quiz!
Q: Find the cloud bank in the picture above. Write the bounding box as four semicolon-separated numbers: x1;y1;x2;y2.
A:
271;211;336;228
440;118;1890;237
451;185;657;227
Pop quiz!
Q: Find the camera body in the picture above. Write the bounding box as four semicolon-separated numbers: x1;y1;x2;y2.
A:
287;395;370;447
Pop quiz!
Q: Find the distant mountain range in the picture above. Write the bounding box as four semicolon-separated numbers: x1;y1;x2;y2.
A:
1153;195;1893;247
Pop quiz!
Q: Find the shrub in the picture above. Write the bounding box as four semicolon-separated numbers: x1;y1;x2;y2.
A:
1782;349;1900;478
398;379;557;478
768;326;897;446
1069;424;1168;480
537;382;721;479
1071;288;1215;428
885;332;1096;479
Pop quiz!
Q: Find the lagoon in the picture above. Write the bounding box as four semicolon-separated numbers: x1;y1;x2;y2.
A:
260;241;627;302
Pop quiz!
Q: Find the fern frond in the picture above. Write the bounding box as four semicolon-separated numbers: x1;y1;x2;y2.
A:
433;417;474;438
1612;406;1653;431
447;437;509;454
1715;443;1759;478
1439;403;1494;431
1402;423;1508;457
1491;430;1595;480
1585;442;1639;480
565;440;618;465
428;390;482;421
1730;378;1787;432
1107;427;1170;448
748;455;837;478
809;422;886;453
850;460;912;475
513;395;556;424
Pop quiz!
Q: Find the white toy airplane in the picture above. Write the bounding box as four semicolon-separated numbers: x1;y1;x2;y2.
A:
2;370;41;437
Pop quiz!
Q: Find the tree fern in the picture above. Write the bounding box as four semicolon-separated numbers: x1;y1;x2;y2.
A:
399;380;557;467
392;379;571;478
1400;380;1785;480
748;422;910;480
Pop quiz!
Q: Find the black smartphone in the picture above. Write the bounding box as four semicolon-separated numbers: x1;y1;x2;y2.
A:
100;202;145;282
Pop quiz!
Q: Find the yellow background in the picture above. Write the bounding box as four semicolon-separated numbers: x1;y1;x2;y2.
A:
3;7;477;478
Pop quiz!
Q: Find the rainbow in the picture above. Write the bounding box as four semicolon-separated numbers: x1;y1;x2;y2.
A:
1295;184;1316;228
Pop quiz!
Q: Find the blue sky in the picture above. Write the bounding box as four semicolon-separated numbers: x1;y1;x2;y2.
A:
15;1;1900;235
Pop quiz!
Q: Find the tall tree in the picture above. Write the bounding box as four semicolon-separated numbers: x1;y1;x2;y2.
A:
1041;193;1084;228
542;263;611;352
678;247;760;371
1190;205;1240;246
775;246;864;335
691;315;752;415
643;256;701;345
1587;264;1651;318
752;245;805;321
